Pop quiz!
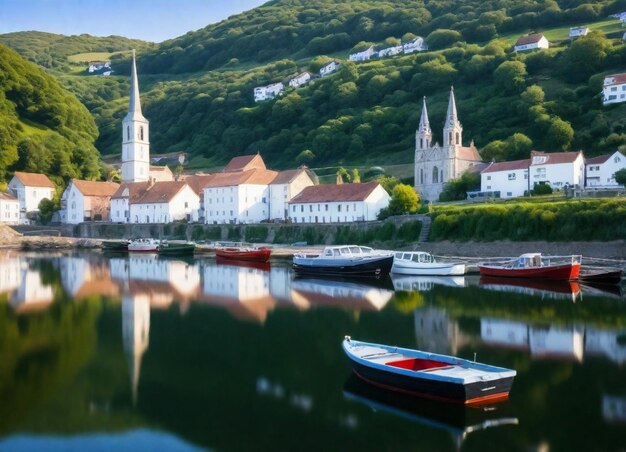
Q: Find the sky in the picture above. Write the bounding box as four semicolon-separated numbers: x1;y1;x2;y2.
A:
0;0;268;42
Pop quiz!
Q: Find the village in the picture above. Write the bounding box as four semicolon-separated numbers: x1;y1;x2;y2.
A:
1;44;625;229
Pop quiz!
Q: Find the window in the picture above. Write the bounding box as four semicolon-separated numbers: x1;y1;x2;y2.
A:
309;205;312;212
508;173;516;180
325;204;328;211
487;175;491;180
292;205;295;212
432;166;439;184
139;126;144;140
611;87;618;91
456;132;460;145
487;185;491;189
615;155;622;163
127;126;130;140
507;192;512;196
185;202;188;208
420;169;423;184
301;205;304;212
338;205;342;212
346;204;349;212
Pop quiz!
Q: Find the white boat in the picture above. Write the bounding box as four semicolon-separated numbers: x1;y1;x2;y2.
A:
293;245;394;278
391;251;466;276
127;238;160;253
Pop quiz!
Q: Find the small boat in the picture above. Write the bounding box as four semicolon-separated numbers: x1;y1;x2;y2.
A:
101;239;129;252
478;253;581;280
342;337;516;405
293;245;394;278
392;251;466;276
215;246;271;262
158;241;196;256
578;267;623;285
127;238;160;253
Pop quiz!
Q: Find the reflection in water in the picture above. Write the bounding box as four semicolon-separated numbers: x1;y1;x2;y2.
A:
392;275;466;292
0;254;54;313
414;307;470;356
122;293;150;406
478;276;582;303
603;395;626;423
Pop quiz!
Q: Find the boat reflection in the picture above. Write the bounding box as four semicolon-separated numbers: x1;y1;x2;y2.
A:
392;275;466;292
215;256;271;272
343;374;518;448
478;276;582;302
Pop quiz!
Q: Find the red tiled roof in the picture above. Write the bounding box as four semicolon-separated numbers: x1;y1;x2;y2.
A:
271;169;305;185
530;151;582;165
203;169;278;188
0;192;18;201
585;154;611;165
72;179;119;197
457;145;482;162
604;73;626;87
290;182;381;203
12;172;55;188
515;33;546;46
223;154;266;172
184;174;215;194
112;182;151;200
482;159;530;174
136;181;190;204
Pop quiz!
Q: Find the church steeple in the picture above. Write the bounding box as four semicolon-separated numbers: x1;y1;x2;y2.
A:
121;50;150;183
416;96;432;151
443;86;462;147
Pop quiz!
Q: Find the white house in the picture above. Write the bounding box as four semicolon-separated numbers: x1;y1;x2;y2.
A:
62;179;120;224
0;192;20;225
377;45;403;58
319;61;341;77
253;82;284;102
585;151;626;187
269;167;317;221
569;26;589;38
529;150;585;190
480;159;530;199
288;181;390;224
288;72;311;88
403;36;427;54
514;33;549;52
129;181;199;224
602;73;626;105
88;61;111;73
110;181;150;223
349;46;375;62
8;172;55;222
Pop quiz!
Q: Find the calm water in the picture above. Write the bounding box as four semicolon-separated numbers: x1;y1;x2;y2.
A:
0;251;625;451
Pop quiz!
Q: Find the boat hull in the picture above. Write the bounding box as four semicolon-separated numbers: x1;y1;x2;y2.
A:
392;262;466;276
350;361;514;405
293;255;394;278
128;246;159;253
158;244;196;255
579;269;623;285
478;262;580;280
215;248;271;262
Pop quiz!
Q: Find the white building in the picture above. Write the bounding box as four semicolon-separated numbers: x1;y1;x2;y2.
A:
110;182;150;224
480;159;530;198
88;61;111;73
602;73;626;105
288;181;390;224
129;181;199;224
349;46;375;62
319;61;341;77
529;150;585;191
62;179;120;224
253;82;284;102
288;72;311;88
269;168;316;221
0;192;20;225
569;26;589;38
585;151;626;187
514;33;549;52
403;36;427;54
377;45;403;58
8;172;55;223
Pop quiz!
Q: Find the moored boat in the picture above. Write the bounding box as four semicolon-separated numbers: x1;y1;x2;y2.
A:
215;246;272;262
478;253;581;280
158;241;196;256
101;239;130;253
293;245;394;278
127;238;160;253
578;267;623;285
342;336;516;405
392;251;466;276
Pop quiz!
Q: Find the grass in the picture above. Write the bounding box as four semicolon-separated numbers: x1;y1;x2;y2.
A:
500;17;623;46
67;51;131;62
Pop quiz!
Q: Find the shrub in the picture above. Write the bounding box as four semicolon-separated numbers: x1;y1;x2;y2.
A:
532;183;553;196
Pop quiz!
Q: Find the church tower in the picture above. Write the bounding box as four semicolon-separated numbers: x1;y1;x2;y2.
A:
443;86;462;148
121;50;150;183
415;96;432;151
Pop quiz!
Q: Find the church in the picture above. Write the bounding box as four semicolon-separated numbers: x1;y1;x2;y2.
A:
414;87;483;202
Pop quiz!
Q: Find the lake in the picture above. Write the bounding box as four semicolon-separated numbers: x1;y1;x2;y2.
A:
0;251;624;451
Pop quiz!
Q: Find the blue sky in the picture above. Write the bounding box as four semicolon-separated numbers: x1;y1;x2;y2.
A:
0;0;268;42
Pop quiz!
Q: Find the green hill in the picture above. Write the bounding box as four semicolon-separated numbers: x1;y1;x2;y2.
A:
0;44;101;185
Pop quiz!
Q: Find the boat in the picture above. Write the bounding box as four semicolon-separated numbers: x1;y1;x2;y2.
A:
215;245;271;262
392;251;466;276
578;267;623;285
158;240;196;256
293;245;394;278
101;239;129;253
342;336;516;405
127;238;160;253
478;253;581;280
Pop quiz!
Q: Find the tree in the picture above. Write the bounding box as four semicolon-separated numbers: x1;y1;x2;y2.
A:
494;60;527;93
562;31;611;82
376;175;401;194
615;168;626;186
546;117;574;150
439;171;480;201
505;133;533;161
425;29;463;50
336;167;351;183
296;150;315;165
352;168;360;183
38;198;58;225
388;184;419;215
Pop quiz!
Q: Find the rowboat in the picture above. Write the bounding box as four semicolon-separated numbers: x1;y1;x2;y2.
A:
478;253;581;280
158;241;196;256
293;245;394;278
342;337;516;405
101;239;130;252
215;246;271;262
392;251;466;276
127;238;160;253
578;267;623;285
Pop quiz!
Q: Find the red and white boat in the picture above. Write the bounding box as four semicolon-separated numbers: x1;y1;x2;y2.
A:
215;246;271;262
478;253;581;280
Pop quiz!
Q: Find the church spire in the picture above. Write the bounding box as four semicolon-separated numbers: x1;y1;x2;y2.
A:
127;50;143;119
416;96;432;151
443;86;462;147
419;96;431;132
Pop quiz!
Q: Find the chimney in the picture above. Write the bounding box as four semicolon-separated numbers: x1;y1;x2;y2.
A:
336;174;343;185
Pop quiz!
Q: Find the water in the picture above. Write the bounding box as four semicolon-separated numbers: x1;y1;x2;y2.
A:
0;250;624;451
